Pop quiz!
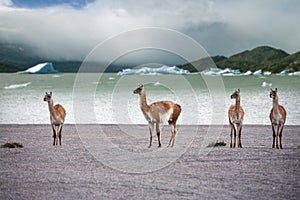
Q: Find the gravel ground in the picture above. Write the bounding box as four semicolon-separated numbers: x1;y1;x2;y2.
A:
0;124;299;199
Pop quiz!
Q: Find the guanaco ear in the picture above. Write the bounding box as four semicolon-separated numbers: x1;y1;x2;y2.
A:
237;88;240;93
50;91;52;95
275;88;277;92
138;83;143;88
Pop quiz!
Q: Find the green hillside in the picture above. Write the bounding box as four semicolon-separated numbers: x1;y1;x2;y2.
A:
179;55;227;72
271;51;300;72
216;46;289;73
180;46;299;73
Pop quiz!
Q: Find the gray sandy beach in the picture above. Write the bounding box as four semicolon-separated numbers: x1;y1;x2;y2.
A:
0;124;299;199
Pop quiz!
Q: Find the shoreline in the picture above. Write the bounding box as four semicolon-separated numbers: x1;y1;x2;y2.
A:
1;124;299;199
1;124;300;148
1;123;300;126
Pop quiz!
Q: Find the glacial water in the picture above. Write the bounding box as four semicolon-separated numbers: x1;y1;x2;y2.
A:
0;73;299;125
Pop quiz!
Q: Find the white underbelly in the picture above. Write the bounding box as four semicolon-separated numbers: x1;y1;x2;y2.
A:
52;118;63;126
159;110;172;123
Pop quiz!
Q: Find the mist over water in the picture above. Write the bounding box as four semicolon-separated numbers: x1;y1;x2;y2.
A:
0;73;299;125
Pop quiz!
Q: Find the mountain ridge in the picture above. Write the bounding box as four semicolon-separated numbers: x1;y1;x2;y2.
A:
0;43;299;73
180;46;300;73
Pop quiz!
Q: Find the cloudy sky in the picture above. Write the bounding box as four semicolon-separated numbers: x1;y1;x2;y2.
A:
0;0;299;64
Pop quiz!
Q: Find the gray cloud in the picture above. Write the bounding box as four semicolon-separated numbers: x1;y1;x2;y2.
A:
0;0;299;62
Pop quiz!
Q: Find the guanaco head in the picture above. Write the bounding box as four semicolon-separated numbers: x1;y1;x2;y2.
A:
133;84;144;95
270;88;278;99
44;91;52;102
230;89;240;99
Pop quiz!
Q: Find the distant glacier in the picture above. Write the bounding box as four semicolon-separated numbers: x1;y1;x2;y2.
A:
117;65;300;76
117;66;190;75
15;62;300;76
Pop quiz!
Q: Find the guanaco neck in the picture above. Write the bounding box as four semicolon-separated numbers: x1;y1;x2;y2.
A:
47;99;57;120
139;90;150;113
235;96;240;119
272;95;279;115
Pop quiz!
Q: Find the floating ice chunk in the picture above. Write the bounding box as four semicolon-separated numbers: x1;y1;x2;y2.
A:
200;68;241;76
118;66;268;76
154;82;161;86
200;68;219;75
220;68;241;75
263;71;272;76
253;69;262;76
242;70;252;75
288;71;300;76
262;81;272;87
17;62;58;74
277;70;288;76
4;82;31;89
117;65;190;75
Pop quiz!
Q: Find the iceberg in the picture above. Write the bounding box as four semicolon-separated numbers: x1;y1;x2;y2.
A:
288;71;300;76
117;66;293;76
253;69;262;76
282;70;300;76
220;68;241;76
17;62;58;74
199;68;220;76
4;82;31;89
242;70;252;75
153;81;161;86
262;81;272;87
277;70;288;76
200;68;241;76
117;65;190;75
263;71;272;76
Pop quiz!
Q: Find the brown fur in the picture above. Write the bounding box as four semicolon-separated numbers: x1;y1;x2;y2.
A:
52;104;66;122
228;105;245;122
44;92;66;146
269;106;286;124
134;85;181;147
170;104;181;124
228;89;244;148
228;104;245;148
269;88;286;149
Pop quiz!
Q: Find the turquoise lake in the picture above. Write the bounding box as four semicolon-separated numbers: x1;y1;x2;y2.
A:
0;73;299;125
